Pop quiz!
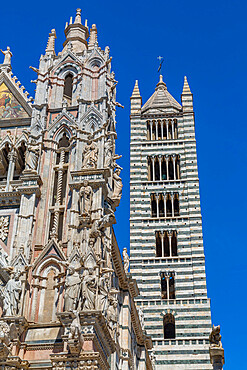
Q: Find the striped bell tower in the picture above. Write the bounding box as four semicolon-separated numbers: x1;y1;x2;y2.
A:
129;74;214;369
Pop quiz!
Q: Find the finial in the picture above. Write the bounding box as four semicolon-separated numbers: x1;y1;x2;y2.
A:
74;8;81;24
156;74;167;89
85;19;88;28
88;24;98;49
69;16;73;25
182;76;192;94
45;29;57;55
0;46;12;66
65;22;68;29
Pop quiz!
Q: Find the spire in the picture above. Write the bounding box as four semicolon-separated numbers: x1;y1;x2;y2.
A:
131;80;141;98
45;29;56;55
130;80;142;115
182;76;192;94
88;24;98;50
181;76;193;112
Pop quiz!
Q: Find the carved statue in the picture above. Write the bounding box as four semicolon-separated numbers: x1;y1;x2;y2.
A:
138;307;144;330
63;264;81;311
97;273;110;312
79;181;93;217
1;269;22;316
112;166;123;200
104;135;113;168
25;140;40;172
68;311;84;349
122;248;129;274
0;246;8;268
82;268;97;310
82;142;98;169
0;47;12;65
0;321;17;347
209;325;222;348
107;296;118;336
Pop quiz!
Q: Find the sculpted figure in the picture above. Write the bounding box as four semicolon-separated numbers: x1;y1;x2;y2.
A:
82;142;98;169
112;166;123;200
209;325;222;348
82;268;97;310
69;311;84;348
0;47;12;65
25;140;39;172
104;135;113;168
122;248;129;274
1;269;22;316
97;273;109;312
79;181;93;217
63;265;81;311
107;297;118;336
138;307;144;330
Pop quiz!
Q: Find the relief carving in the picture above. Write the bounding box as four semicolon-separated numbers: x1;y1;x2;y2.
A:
82;142;98;169
0;216;9;242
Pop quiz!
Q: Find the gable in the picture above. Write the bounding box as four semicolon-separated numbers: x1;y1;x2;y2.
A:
0;82;29;120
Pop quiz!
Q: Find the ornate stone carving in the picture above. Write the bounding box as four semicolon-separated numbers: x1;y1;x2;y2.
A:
63;263;82;312
122;248;129;274
97;272;110;313
68;311;84;354
138;307;144;330
209;325;222;348
82;142;98;169
24;139;40;172
0;216;9;242
104;135;113;168
0;47;12;65
106;296;118;337
81;268;97;310
79;181;92;217
0;269;22;316
112;165;123;202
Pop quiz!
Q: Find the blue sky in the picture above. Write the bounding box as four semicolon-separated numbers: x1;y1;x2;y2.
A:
1;0;246;368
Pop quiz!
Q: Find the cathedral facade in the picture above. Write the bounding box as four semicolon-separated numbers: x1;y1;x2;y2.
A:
0;8;224;370
0;9;153;370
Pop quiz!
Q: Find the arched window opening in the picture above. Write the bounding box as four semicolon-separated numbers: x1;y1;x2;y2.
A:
174;120;178;139
161;159;167;180
14;142;26;180
0;145;10;181
168;122;172;140
172;232;178;256
161;272;175;300
158;121;162;140
152;121;155;140
151;194;157;217
164;232;169;257
164;314;175;339
156;232;162;257
147;157;152;181
168;158;174;180
63;74;73;105
154;158;159;181
159;195;164;217
174;194;179;216
161;273;167;299
147;121;151;140
166;196;172;217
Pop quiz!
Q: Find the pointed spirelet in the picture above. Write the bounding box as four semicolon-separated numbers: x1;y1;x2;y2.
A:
182;76;192;94
130;80;142;114
88;24;98;50
156;74;167;90
45;29;57;55
181;76;193;111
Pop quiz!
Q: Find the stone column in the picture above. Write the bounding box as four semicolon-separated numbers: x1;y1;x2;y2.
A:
171;194;174;217
161;120;164;140
151;157;155;181
155;121;158;140
172;155;176;180
210;347;225;370
164;193;167;217
171;120;175;139
158;156;162;181
166;119;169;139
168;231;172;257
156;193;159;218
165;155;169;180
150;121;153;140
161;232;164;257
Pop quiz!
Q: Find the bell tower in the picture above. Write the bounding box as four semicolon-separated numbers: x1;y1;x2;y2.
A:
129;74;219;369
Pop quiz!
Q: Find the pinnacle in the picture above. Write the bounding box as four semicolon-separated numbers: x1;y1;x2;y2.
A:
182;76;192;94
131;80;141;98
155;74;167;90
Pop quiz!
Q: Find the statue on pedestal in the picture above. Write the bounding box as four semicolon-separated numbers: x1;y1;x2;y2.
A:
0;269;22;316
24;139;40;172
0;47;12;65
79;181;92;217
67;311;84;354
122;248;129;274
107;296;118;336
63;264;81;311
104;135;113;168
112;165;123;201
81;268;97;310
